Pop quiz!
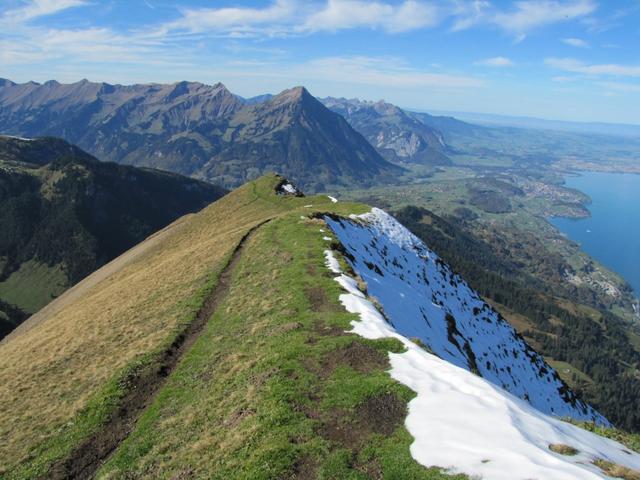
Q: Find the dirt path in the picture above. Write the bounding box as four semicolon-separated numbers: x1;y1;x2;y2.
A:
44;219;270;480
1;215;193;345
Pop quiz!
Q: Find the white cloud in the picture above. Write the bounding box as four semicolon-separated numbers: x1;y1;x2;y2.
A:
598;81;640;93
154;0;596;39
136;0;600;42
474;56;513;67
1;0;87;24
156;0;297;37
561;37;589;48
451;0;491;31
551;75;579;82
454;0;596;37
155;0;442;37
494;1;595;32
546;58;640;77
298;56;484;88
303;0;441;34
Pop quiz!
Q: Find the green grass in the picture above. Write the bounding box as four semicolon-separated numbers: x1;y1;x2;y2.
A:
96;211;463;479
1;175;463;478
0;259;67;313
3;255;233;480
547;359;593;388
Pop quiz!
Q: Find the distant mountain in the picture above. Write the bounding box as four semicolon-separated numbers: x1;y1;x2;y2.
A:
204;87;402;191
322;97;452;165
0;136;226;338
428;109;640;137
409;110;488;140
240;93;274;105
0;79;401;190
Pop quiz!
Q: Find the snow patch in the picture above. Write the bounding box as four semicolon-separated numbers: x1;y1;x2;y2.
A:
1;134;33;141
324;250;342;274
322;229;640;480
327;195;338;203
276;180;302;196
325;208;604;424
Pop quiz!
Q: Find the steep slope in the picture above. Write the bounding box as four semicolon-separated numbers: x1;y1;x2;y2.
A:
324;209;602;421
0;79;401;190
324;247;639;479
1;175;638;479
393;205;640;432
0;136;226;337
322;97;451;165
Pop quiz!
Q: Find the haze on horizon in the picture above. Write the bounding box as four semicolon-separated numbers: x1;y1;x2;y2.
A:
1;0;639;125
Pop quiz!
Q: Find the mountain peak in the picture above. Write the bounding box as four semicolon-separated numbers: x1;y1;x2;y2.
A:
274;86;312;103
211;81;228;91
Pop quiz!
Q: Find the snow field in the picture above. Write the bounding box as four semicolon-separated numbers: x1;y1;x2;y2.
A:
321;209;640;479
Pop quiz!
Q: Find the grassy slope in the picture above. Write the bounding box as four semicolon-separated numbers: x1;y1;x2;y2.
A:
0;176;284;476
0;175;462;479
97;210;462;479
0;260;67;313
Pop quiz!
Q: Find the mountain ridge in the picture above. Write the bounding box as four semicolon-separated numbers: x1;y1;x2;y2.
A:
0;79;401;190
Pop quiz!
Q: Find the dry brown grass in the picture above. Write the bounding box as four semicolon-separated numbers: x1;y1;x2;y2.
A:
594;459;640;480
548;443;579;456
0;176;325;473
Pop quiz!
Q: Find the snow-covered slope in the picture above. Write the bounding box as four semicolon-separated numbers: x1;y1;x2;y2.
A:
324;208;606;423
323;247;640;479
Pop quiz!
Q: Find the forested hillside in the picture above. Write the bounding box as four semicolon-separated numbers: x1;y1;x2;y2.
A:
0;136;226;338
394;205;640;431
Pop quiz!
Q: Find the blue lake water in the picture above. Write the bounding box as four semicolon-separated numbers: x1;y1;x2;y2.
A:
549;172;640;295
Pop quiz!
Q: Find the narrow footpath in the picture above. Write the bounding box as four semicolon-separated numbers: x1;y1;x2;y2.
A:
45;220;271;480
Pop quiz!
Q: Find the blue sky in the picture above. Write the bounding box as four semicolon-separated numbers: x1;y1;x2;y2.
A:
1;0;640;123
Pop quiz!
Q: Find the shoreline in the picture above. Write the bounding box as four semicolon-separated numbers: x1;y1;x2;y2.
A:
549;171;640;307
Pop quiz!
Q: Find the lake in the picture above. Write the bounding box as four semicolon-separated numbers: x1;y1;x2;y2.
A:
550;171;640;295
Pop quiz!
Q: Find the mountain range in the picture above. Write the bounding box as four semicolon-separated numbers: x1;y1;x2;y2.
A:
0;79;402;191
0;135;226;338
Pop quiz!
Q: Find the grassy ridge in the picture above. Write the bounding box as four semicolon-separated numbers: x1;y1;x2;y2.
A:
2;174;637;478
0;177;280;476
1;176;456;478
97;210;461;479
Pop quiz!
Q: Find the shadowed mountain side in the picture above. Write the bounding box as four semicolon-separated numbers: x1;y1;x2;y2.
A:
0;136;226;337
0;80;402;190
